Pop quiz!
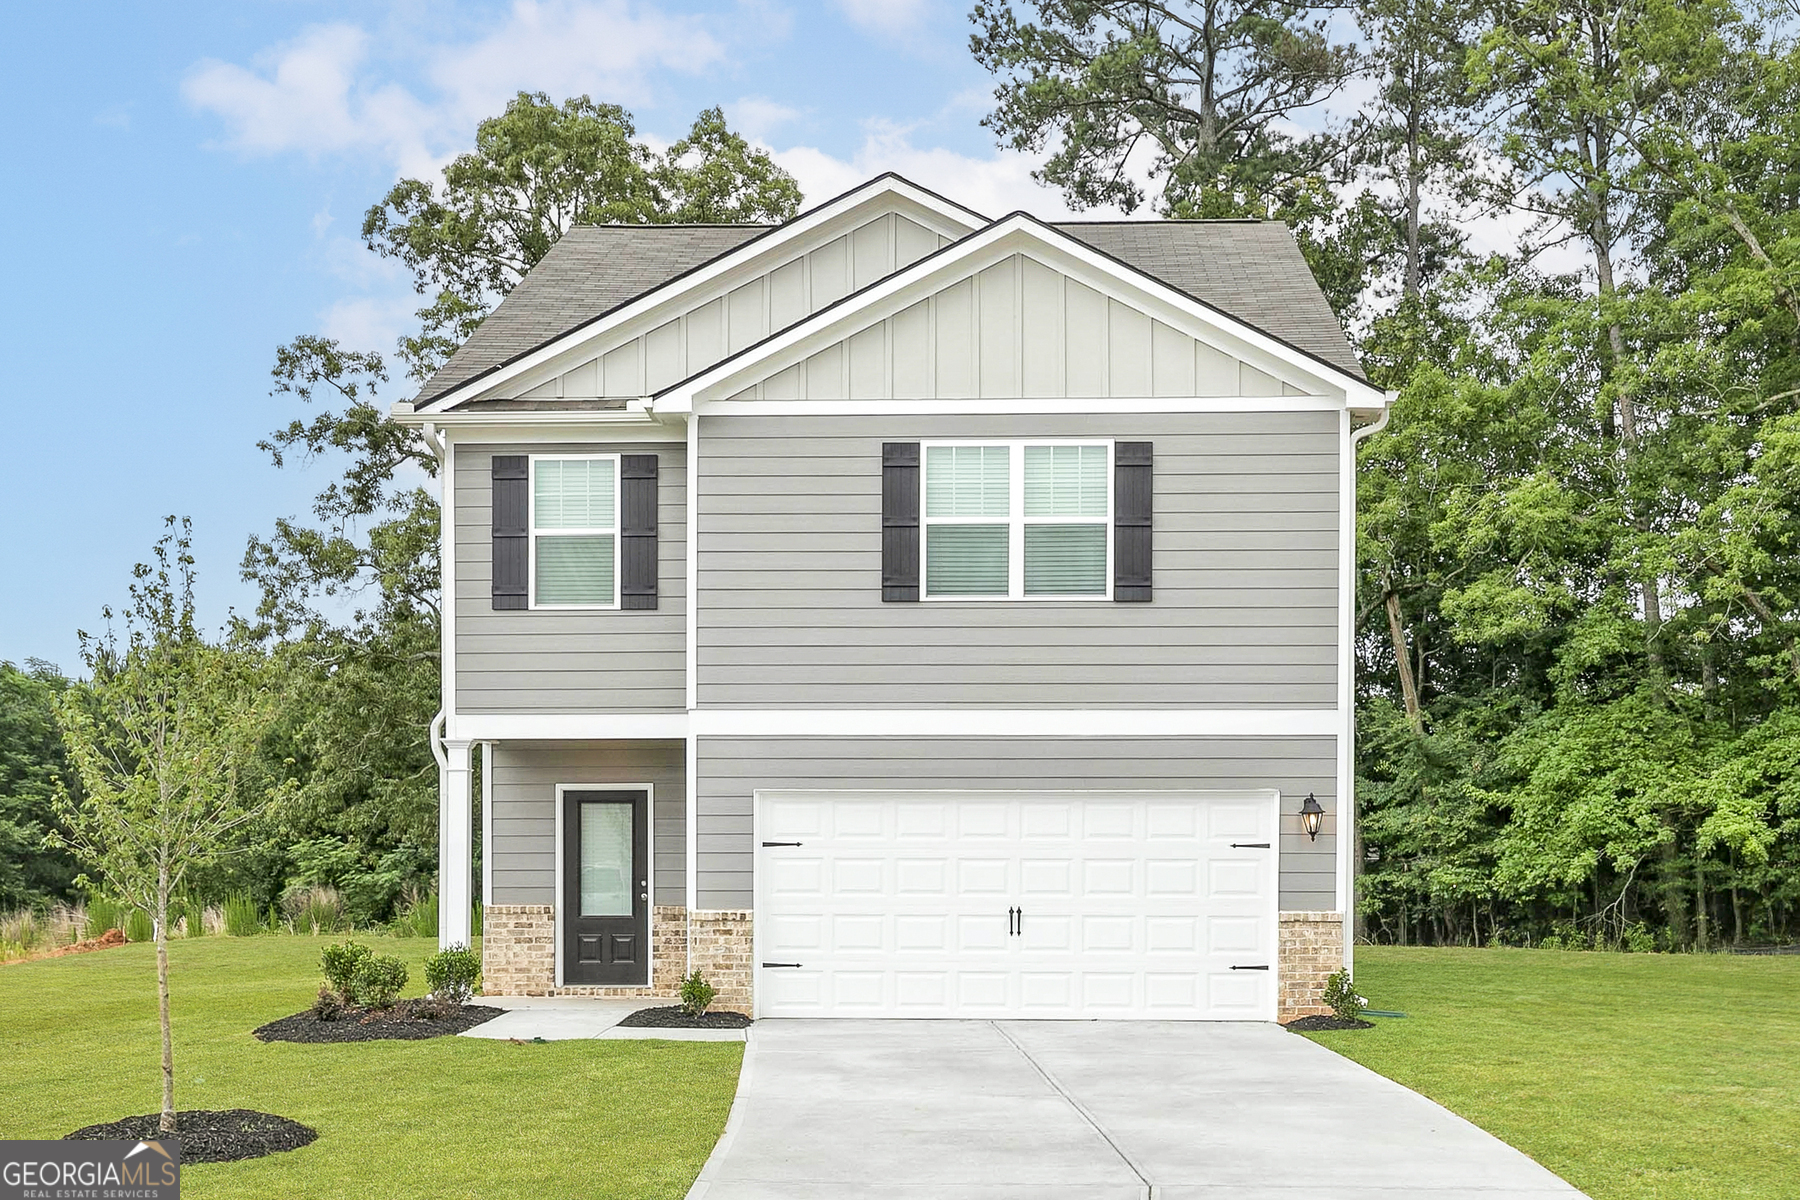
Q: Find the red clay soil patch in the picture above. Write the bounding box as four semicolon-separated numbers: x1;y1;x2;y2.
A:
2;928;128;965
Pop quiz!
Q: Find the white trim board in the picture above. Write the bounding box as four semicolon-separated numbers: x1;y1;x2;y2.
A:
552;781;657;991
693;394;1349;417
449;708;1342;741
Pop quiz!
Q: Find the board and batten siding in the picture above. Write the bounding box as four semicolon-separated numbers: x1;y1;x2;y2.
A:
695;411;1339;708
454;441;686;713
512;212;950;401
490;740;686;906
727;254;1308;402
694;736;1337;911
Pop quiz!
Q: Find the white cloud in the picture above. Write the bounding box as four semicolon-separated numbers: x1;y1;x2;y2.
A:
728;95;803;143
320;293;420;355
833;0;934;35
183;2;723;178
772;121;1131;221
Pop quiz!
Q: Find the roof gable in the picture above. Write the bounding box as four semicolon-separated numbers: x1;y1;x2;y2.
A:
664;213;1380;409
413;175;986;410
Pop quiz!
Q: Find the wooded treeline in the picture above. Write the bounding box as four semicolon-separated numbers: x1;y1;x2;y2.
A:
6;5;1799;950
975;0;1800;947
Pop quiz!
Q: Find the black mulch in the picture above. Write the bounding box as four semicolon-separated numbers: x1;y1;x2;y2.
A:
618;1005;753;1029
254;1000;504;1043
1283;1014;1375;1032
66;1109;318;1163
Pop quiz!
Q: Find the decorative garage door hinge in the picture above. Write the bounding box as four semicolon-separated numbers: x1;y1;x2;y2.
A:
761;962;802;968
761;841;803;847
1230;964;1271;971
1231;842;1271;848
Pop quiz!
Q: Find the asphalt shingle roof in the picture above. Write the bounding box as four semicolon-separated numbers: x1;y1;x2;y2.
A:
413;208;1361;405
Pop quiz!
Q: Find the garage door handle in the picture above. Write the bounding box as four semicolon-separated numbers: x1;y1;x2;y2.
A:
1231;842;1270;849
761;841;803;847
762;962;802;968
1230;964;1270;971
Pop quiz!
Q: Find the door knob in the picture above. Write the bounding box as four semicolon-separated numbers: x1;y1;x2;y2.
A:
640;892;648;901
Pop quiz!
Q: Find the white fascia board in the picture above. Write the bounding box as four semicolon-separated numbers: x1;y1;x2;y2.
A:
450;708;1341;741
413;177;987;415
667;213;1387;410
700;394;1348;417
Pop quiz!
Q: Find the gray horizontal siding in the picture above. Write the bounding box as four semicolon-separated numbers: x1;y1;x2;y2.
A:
490;740;685;906
694;736;1338;911
696;411;1340;708
455;442;686;713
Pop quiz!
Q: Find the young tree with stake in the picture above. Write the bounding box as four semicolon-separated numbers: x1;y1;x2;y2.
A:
53;518;284;1135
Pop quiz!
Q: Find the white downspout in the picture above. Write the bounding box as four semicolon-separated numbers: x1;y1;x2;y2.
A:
1340;393;1396;975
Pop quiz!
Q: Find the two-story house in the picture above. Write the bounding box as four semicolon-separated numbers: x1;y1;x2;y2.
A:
392;174;1391;1022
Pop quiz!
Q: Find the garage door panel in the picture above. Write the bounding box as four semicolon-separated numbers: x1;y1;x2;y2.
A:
757;792;1278;1019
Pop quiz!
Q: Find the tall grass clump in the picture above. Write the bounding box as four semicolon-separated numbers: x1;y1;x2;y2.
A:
391;888;438;939
124;908;154;943
180;896;207;938
283;884;345;935
223;892;263;937
85;895;125;938
1;904;85;959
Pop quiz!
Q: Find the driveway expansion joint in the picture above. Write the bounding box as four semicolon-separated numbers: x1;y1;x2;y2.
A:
990;1020;1154;1197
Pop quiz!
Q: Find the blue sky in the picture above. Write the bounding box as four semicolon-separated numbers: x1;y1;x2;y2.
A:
0;0;1102;672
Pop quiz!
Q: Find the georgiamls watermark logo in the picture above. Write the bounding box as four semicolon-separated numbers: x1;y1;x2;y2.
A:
1;1138;180;1198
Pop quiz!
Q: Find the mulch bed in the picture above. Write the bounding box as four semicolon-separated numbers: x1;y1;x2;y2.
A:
1283;1014;1375;1032
2;928;129;966
617;1005;752;1029
254;999;503;1043
66;1109;318;1163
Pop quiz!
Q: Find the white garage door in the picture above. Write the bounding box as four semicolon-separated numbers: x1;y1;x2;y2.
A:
754;791;1278;1020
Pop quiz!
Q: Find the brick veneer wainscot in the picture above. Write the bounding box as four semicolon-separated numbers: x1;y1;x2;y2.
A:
1277;910;1345;1022
688;910;754;1014
480;904;687;998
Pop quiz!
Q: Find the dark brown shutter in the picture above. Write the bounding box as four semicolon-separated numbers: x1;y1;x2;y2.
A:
882;442;920;602
1114;442;1152;602
620;454;659;610
491;455;529;610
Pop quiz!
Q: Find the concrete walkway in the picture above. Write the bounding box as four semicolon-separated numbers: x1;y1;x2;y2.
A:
686;1020;1587;1199
460;996;747;1042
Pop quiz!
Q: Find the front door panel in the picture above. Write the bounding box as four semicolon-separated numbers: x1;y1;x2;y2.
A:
563;791;649;985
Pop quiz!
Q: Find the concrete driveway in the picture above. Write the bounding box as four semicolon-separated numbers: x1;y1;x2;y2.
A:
686;1020;1587;1199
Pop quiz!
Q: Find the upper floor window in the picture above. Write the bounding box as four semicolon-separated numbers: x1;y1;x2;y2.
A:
922;441;1112;600
531;455;618;608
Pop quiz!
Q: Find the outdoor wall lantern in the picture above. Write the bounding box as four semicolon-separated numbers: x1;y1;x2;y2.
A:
1299;793;1325;841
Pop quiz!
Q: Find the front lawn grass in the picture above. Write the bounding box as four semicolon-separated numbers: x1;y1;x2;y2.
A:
1306;947;1800;1200
0;935;742;1199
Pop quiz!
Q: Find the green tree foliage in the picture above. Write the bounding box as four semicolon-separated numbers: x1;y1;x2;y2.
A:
0;660;78;907
362;93;802;382
52;519;285;1132
970;1;1360;216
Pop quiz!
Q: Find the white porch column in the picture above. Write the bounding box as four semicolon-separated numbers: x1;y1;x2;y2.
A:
440;738;473;949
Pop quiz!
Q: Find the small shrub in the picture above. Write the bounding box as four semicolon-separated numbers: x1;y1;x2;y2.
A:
411;993;458;1020
180;897;206;938
124;908;154;943
321;940;373;997
222;893;262;937
349;955;409;1009
311;986;349;1022
1621;921;1657;954
424;944;481;1004
85;895;125;939
680;970;718;1017
1322;969;1366;1022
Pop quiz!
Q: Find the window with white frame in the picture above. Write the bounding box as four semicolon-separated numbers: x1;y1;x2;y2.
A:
922;441;1111;599
531;455;619;608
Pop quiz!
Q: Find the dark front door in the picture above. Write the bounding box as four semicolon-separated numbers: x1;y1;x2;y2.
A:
563;790;649;985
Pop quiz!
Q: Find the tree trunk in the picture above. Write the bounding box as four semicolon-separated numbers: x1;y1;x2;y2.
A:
156;870;176;1135
1385;589;1425;734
